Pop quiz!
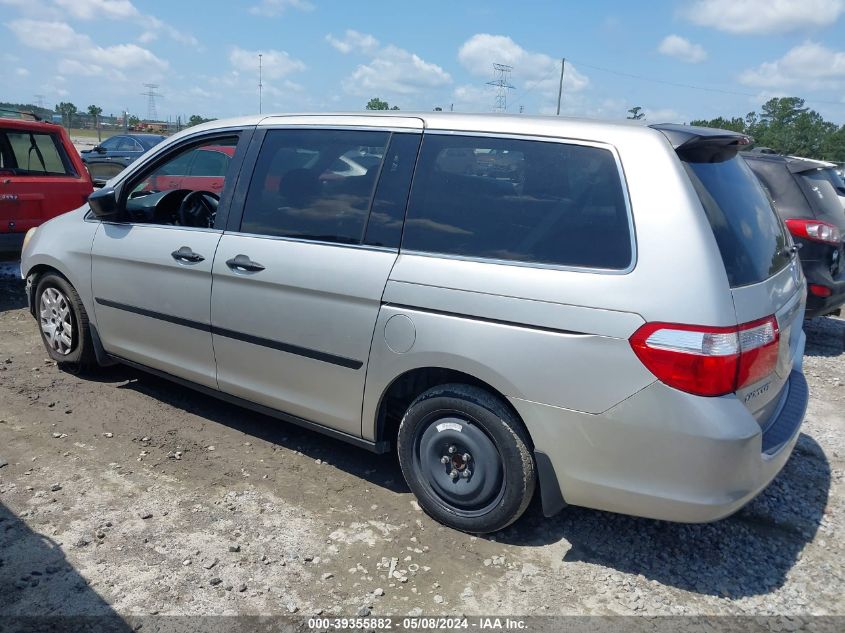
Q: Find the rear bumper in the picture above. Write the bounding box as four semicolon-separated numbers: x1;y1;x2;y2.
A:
804;261;845;317
0;232;24;255
513;369;808;523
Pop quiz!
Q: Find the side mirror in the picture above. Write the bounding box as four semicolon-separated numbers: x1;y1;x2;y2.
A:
87;187;122;220
95;145;106;153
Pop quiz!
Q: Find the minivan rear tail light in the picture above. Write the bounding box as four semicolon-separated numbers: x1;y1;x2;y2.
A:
785;218;842;245
629;316;780;397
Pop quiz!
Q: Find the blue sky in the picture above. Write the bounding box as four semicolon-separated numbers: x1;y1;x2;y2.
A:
2;0;845;124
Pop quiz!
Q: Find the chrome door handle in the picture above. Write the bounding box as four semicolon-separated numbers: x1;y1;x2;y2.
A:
226;254;265;272
171;246;205;263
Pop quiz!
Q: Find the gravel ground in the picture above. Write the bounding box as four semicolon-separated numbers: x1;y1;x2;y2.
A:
0;275;843;619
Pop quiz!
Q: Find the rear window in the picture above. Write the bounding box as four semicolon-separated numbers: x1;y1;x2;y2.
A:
684;156;790;287
0;130;71;176
403;135;632;269
797;169;845;222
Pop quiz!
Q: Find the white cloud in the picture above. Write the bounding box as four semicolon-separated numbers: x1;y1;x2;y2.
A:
53;0;139;20
326;31;452;100
344;44;452;97
15;67;30;76
229;47;306;80
326;30;379;55
7;19;168;77
739;41;845;89
45;0;199;47
457;34;588;110
658;35;707;63
249;0;313;16
685;0;845;35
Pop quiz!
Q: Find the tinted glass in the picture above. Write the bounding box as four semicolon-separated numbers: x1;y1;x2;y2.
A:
5;132;69;175
115;137;141;152
99;136;120;150
402;135;631;269
190;149;230;177
799;169;845;224
241;129;390;244
364;133;421;248
684;156;790;287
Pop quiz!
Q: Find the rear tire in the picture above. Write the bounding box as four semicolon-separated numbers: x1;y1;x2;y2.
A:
397;383;536;534
35;273;98;372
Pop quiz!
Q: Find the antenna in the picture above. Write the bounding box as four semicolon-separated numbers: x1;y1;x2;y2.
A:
259;53;263;114
141;83;162;121
486;63;514;112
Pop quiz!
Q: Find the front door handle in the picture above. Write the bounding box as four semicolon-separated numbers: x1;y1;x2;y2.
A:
171;246;205;263
226;254;265;272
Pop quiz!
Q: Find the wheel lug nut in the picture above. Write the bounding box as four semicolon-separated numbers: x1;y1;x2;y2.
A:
462;469;472;479
440;456;449;465
449;469;459;480
463;453;471;462
447;445;457;454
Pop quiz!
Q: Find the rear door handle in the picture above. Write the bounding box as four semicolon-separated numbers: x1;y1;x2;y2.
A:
226;254;265;272
171;246;205;263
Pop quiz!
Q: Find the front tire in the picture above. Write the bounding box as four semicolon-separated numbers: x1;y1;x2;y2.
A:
397;384;536;533
35;273;97;371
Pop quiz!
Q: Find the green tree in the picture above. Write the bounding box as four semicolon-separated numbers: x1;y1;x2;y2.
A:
87;104;103;141
55;102;78;128
187;114;215;127
689;116;746;133
127;114;140;129
366;97;391;110
626;106;644;120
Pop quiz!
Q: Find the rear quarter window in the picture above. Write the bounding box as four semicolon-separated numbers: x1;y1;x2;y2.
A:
402;135;632;270
684;156;790;287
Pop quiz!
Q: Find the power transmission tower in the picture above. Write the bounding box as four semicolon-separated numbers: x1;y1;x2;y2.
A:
34;94;45;110
141;83;162;121
258;53;263;114
486;63;514;112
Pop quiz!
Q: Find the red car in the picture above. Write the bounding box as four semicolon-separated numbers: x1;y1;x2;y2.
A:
0;115;93;253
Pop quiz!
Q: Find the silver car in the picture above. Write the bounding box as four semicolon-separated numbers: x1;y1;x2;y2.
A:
20;114;808;533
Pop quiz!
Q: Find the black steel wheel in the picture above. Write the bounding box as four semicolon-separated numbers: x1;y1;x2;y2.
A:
397;384;536;533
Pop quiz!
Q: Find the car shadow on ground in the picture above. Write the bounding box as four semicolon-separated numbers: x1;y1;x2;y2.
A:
496;432;831;599
804;316;845;357
0;279;28;313
0;502;132;629
109;368;410;494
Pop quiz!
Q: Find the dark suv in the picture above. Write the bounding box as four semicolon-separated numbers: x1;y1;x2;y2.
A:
744;153;845;317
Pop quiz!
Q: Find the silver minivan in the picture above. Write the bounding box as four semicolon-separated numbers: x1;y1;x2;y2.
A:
20;114;808;533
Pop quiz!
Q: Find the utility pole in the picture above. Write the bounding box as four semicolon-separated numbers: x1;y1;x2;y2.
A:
258;53;263;114
556;58;565;116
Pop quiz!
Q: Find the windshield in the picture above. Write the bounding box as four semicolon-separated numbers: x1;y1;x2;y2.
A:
683;155;791;288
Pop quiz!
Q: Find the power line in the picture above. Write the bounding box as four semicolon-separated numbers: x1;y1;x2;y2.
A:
568;58;845;108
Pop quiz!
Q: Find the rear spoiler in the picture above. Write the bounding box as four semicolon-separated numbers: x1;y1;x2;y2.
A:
650;123;753;162
0;108;42;122
650;123;752;150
